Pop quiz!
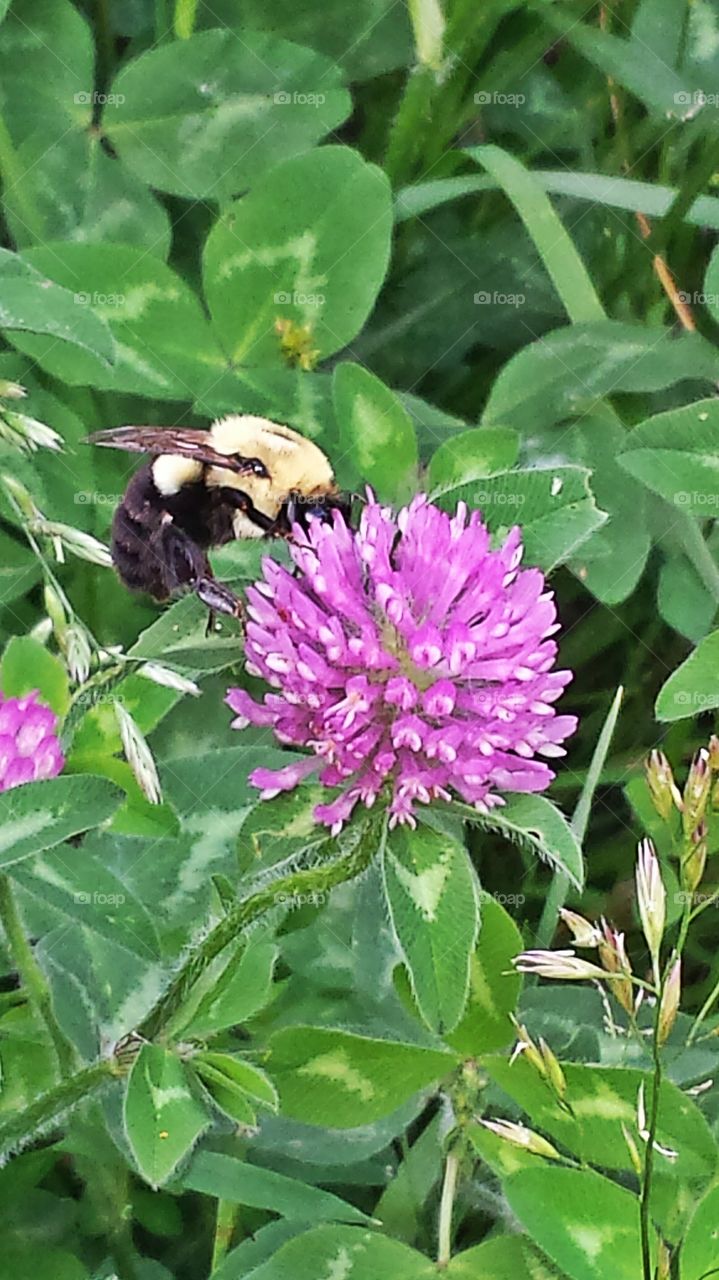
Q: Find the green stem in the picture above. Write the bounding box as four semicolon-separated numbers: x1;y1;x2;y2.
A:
174;0;199;38
677;514;719;605
0;874;77;1077
0;112;44;241
0;1058;118;1158
212;1199;241;1271
639;990;664;1280
437;1148;459;1267
385;65;438;187
137;819;382;1041
688;970;719;1045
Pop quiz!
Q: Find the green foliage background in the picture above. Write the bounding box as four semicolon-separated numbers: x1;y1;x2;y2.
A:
0;1;719;1278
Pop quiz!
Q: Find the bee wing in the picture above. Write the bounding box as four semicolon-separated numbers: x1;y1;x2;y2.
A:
86;426;268;476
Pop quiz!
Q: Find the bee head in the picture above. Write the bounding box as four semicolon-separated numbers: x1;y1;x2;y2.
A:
279;491;353;534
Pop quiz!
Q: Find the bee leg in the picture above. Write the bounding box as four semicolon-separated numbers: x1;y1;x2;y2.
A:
158;519;244;620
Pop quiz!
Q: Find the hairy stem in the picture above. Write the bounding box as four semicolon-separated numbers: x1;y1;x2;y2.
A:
137;818;382;1041
437;1148;459;1267
0;1057;118;1158
0;873;77;1077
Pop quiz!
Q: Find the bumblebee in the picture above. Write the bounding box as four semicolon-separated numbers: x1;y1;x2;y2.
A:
88;415;349;617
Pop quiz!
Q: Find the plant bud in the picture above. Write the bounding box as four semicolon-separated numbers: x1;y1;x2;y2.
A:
30;520;113;567
0;379;26;399
559;907;602;947
620;1122;643;1176
539;1037;567;1101
1;472;40;519
478;1118;560;1160
598;920;634;1012
635;839;665;975
509;1016;545;1076
645;749;681;821
658;958;681;1046
43;582;69;642
138;663;201;697
65;624;92;685
513;949;609;982
2;410;62;453
683;748;711;836
682;820;707;895
115;703;162;806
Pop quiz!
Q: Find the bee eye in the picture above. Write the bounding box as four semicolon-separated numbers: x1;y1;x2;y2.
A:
247;458;268;476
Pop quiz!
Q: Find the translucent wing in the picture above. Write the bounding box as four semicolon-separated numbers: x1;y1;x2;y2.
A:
87;426;268;476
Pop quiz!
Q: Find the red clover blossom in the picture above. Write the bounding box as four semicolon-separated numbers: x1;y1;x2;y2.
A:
227;495;576;833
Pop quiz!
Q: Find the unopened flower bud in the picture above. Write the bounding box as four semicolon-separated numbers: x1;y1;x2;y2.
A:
1;472;40;520
1;410;62;453
709;735;719;771
657;1240;671;1280
636;839;665;975
0;380;26;400
538;1037;567;1101
621;1122;643;1176
30;520;113;568
513;950;609;982
509;1016;545;1075
682;820;707;894
645;750;681;821
478;1118;560;1160
115;703;162;805
138;663;201;697
65;624;92;685
658;958;681;1045
683;749;711;836
43;582;69;643
599;920;634;1012
559;908;602;948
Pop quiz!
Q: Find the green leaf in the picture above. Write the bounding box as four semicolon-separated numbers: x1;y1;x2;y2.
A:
0;528;40;607
505;1165;644;1280
235;1224;434;1280
0;636;70;717
618;398;719;517
681;1183;719;1279
395;169;719;233
655;629;719;721
105;29;351;201
0;1244;88;1280
0;252;114;365
382;823;479;1035
540;8;694;120
267;1026;457;1126
445;891;522;1055
0;775;122;869
427;427;519;493
10;844;160;960
455;794;584;890
483;323;719;433
0;0;93;144
485;1057;717;1183
6;243;225;399
193;1051;278;1123
3;131;171;258
182;1150;371;1225
447;1236;540;1279
658;547;717;643
333;362;418;503
181;938;278;1038
433;467;606;571
469;145;605;324
203;147;392;366
124;1044;210;1188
